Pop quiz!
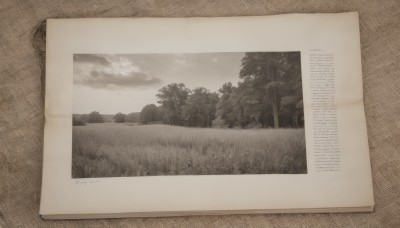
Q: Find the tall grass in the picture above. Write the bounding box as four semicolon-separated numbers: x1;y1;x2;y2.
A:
72;123;307;178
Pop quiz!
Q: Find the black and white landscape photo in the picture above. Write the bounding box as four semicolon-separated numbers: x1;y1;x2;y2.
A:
72;52;306;178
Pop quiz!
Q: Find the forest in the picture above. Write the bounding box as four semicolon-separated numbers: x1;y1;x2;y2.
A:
73;52;304;129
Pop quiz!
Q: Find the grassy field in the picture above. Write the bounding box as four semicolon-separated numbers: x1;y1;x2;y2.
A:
72;123;307;178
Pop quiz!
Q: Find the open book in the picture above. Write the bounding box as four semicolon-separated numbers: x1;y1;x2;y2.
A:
40;12;374;219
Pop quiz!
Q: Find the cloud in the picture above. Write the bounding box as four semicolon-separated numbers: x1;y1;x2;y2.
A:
73;54;162;89
73;54;110;66
106;56;142;74
75;70;162;89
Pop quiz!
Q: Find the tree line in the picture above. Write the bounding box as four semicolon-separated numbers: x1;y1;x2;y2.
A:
73;52;304;129
72;111;139;126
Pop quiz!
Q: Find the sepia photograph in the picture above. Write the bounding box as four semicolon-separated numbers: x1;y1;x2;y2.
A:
72;52;306;178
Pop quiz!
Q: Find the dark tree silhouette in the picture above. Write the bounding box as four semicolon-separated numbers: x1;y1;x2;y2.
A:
156;83;190;126
239;52;302;128
80;114;89;123
140;104;160;124
114;112;126;123
125;112;140;123
88;111;104;123
72;115;86;126
213;82;235;128
182;87;219;127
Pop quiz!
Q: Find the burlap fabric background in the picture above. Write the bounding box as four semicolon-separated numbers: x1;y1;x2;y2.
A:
1;0;399;227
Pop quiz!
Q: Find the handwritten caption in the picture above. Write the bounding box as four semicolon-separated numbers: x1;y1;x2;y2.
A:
75;179;101;185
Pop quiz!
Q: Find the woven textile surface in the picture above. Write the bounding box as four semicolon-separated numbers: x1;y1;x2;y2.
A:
0;1;399;227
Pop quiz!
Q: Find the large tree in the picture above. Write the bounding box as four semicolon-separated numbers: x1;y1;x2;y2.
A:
156;83;190;126
182;87;219;127
228;78;269;128
239;52;301;128
213;82;235;128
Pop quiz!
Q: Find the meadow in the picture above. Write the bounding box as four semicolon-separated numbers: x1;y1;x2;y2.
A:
72;123;307;178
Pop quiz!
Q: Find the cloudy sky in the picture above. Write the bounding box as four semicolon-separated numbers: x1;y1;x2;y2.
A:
73;52;245;114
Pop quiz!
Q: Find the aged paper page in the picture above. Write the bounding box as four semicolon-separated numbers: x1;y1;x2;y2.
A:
41;12;373;217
